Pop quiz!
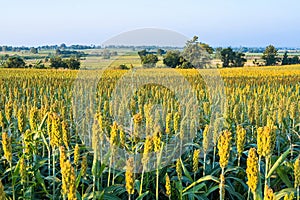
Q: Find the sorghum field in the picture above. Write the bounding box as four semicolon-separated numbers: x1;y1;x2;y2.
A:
0;66;300;200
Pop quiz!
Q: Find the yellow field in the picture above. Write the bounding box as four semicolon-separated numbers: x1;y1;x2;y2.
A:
0;66;299;199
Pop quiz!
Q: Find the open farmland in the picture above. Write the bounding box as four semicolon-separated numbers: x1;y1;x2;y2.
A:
0;65;299;199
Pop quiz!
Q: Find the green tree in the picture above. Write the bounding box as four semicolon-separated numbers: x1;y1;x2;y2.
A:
181;36;211;68
50;56;67;69
65;57;80;69
221;47;246;67
141;54;158;68
262;45;279;66
282;51;289;65
163;50;181;68
30;47;38;54
157;48;166;56
4;56;26;68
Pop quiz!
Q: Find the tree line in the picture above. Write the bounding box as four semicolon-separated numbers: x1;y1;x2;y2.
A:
137;38;300;68
0;55;80;69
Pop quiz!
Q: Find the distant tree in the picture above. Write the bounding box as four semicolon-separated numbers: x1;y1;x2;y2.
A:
60;43;67;49
181;36;211;68
200;43;214;54
163;50;181;68
157;48;166;56
65;57;80;69
30;47;38;54
221;48;235;67
233;52;247;67
50;56;67;69
221;47;246;67
141;54;158;68
262;45;279;66
215;47;223;59
138;50;147;57
102;49;111;59
282;51;289;65
4;56;26;68
290;56;300;64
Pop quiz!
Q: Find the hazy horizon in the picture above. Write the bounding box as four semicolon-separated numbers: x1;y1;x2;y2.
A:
1;0;300;47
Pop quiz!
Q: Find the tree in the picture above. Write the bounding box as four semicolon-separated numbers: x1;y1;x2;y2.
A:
30;47;38;54
163;50;181;68
181;36;211;68
65;57;80;69
157;48;166;56
4;56;26;68
221;47;246;67
141;54;158;68
200;43;214;54
282;51;289;65
262;45;279;66
50;56;67;69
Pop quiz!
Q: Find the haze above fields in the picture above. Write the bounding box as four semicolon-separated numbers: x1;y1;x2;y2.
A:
1;0;300;47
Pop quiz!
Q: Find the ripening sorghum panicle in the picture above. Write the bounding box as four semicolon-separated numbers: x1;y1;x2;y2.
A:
218;130;232;169
133;113;142;138
261;108;268;126
165;173;171;197
284;193;294;200
153;126;162;152
165;112;172;134
0;111;5;129
61;160;77;200
50;113;62;148
176;158;182;180
173;112;181;133
294;156;300;188
125;157;135;195
23;129;32;154
179;117;187;141
213;118;222;148
74;144;80;166
264;185;275;200
81;155;87;177
2;132;12;163
236;125;246;157
246;148;259;194
257;127;264;156
5;100;13;123
203;102;210;116
17;107;26;133
110;121;119;147
19;157;26;184
289;101;297;122
202;125;210;154
61;120;69;148
0;180;5;199
59;146;67;168
142;136;153;169
247;100;255;124
193;149;200;173
233;104;241;124
29;106;38;130
259;126;276;158
119;126;126;147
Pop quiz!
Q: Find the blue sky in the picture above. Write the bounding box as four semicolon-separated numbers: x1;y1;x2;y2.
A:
1;0;299;47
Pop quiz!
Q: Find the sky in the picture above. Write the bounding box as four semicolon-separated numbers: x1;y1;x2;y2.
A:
1;0;300;47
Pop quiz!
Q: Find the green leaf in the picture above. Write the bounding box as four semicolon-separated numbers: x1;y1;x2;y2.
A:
183;175;219;193
267;147;290;178
276;167;293;188
136;191;149;200
35;169;49;195
180;158;193;182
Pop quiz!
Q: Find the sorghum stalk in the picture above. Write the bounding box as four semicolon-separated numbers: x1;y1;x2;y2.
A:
236;125;246;167
294;156;300;200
